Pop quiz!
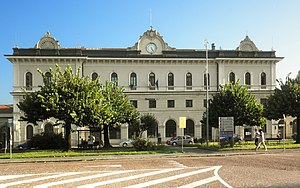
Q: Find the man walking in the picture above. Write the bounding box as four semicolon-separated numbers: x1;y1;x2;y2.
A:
255;129;267;151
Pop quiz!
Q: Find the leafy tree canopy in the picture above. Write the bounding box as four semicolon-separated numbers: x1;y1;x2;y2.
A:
265;72;300;143
202;80;265;131
140;113;158;136
97;81;140;148
18;64;104;151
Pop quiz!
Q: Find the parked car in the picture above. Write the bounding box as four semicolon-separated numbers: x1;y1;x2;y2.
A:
119;139;133;147
166;135;194;146
220;134;242;142
17;141;29;149
219;134;242;147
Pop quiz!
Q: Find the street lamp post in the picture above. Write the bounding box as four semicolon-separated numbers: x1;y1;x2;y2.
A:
205;39;209;147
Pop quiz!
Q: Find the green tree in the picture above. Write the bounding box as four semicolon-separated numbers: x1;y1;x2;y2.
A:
201;81;265;139
140;113;158;137
100;81;139;148
18;65;104;151
265;72;300;143
127;113;158;138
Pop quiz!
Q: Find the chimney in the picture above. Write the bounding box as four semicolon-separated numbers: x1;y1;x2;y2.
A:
211;43;215;50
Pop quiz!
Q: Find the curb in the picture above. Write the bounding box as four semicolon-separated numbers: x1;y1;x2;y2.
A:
1;149;296;164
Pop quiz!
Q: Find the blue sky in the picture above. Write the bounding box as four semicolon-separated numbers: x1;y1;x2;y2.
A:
1;0;299;104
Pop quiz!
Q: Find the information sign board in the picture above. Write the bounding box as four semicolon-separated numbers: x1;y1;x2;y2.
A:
219;117;234;137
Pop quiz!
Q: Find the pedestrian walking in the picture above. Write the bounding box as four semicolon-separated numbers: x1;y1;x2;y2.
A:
254;128;260;147
255;129;267;151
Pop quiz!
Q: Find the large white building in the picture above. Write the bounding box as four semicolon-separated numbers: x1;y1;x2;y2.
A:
5;27;285;146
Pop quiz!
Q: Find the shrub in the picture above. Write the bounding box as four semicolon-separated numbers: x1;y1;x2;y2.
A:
292;133;297;141
132;137;155;151
27;132;66;149
194;138;206;144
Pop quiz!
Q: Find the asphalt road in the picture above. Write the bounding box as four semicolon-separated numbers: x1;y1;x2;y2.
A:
0;151;300;187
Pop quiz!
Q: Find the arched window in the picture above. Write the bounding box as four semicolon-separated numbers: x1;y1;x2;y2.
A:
229;72;235;84
261;72;266;89
111;72;118;85
245;72;251;88
186;72;192;90
149;72;155;90
26;125;33;140
44;123;53;134
166;120;177;137
92;72;98;81
184;119;195;137
25;72;33;90
130;72;137;90
204;73;210;89
168;72;174;90
45;72;52;84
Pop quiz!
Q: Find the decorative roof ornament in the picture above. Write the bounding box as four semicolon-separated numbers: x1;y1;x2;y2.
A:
129;26;174;52
35;32;61;49
236;35;259;51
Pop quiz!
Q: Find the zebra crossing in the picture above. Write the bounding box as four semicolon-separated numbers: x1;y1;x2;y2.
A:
0;165;232;188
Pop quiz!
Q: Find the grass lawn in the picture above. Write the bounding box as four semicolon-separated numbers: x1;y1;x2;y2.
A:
0;146;181;159
197;139;300;151
0;140;299;159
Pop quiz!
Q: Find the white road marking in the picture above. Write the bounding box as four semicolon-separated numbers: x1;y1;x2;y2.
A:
123;166;218;188
84;164;122;168
178;166;233;188
178;176;218;188
213;166;233;188
0;172;86;188
169;160;188;168
0;174;35;181
33;170;135;188
78;168;183;188
1;166;233;188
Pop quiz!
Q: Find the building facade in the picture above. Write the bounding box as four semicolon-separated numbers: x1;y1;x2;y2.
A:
5;27;285;146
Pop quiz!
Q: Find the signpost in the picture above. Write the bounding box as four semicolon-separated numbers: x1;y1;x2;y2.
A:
7;119;13;159
179;117;186;153
219;117;234;147
283;114;286;152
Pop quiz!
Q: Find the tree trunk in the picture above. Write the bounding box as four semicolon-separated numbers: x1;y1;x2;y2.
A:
296;114;300;144
103;124;112;148
64;123;72;151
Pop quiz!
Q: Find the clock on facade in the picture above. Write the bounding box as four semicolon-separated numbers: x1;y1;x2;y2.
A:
40;40;56;49
146;42;157;53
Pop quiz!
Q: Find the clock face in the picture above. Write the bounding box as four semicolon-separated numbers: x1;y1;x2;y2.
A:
146;43;157;53
40;40;55;49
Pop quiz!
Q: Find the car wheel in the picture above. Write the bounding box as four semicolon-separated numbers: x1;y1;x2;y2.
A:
122;143;128;147
172;142;177;146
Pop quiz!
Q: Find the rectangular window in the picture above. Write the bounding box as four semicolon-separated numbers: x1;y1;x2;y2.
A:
167;100;175;108
130;100;138;108
186;100;193;108
149;100;156;108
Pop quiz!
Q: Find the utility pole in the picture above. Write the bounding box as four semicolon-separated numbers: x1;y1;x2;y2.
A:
205;39;209;147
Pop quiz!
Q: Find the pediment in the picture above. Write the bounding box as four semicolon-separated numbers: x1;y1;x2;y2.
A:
35;32;61;49
130;26;175;54
237;35;259;51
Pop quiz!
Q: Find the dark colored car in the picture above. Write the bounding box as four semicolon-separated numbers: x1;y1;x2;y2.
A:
17;141;29;149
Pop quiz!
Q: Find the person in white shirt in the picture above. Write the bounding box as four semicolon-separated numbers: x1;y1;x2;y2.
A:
255;129;267;151
254;129;260;147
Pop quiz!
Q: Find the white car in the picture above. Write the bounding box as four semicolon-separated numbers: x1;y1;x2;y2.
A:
119;139;133;147
168;135;194;146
